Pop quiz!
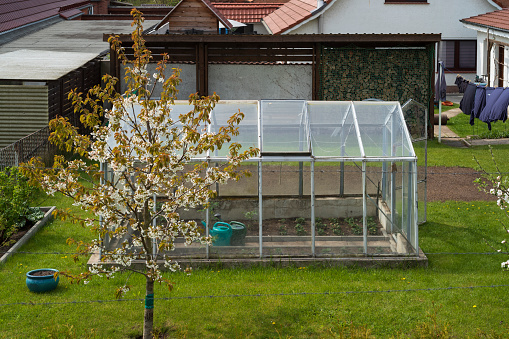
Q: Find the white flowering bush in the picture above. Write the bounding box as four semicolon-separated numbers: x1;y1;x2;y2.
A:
22;9;258;339
474;146;509;270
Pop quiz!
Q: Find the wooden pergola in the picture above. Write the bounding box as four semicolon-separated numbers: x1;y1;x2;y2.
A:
105;33;440;97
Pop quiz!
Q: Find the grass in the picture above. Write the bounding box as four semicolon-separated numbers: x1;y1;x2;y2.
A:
448;112;509;139
1;199;509;338
416;140;509;170
3;144;509;337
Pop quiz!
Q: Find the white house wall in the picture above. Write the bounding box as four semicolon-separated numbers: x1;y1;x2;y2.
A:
290;0;496;38
253;22;269;35
468;27;509;87
208;64;312;100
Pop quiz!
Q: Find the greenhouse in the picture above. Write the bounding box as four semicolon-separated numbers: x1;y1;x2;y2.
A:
104;99;422;263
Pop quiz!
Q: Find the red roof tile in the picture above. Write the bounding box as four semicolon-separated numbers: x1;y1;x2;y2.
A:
262;0;319;34
461;8;509;32
0;0;89;33
213;3;283;23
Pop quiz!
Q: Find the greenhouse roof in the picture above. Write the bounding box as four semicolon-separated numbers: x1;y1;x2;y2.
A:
108;100;416;162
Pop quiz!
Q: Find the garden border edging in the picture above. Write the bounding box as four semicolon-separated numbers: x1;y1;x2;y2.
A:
0;206;56;265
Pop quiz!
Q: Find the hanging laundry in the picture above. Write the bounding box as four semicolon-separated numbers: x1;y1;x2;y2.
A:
488;87;509;123
479;87;503;123
479;87;498;130
459;83;476;125
435;63;447;102
487;87;506;122
473;86;487;120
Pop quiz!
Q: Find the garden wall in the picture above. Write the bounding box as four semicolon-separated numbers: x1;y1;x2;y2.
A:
121;63;312;100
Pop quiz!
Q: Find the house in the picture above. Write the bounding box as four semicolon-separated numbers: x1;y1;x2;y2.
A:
461;8;509;88
260;0;505;92
212;2;285;34
151;0;233;34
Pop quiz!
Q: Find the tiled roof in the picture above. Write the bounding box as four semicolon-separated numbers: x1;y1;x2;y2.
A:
0;0;89;33
461;8;509;33
213;3;284;23
261;0;319;35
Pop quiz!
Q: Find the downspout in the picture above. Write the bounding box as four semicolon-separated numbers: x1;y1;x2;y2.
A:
317;0;324;33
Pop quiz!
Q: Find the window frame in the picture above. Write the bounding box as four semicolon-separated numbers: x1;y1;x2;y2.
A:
439;40;477;73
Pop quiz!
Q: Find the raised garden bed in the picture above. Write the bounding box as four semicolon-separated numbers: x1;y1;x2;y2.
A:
0;206;56;265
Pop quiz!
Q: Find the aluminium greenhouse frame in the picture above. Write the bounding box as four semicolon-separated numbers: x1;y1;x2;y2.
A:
105;99;420;259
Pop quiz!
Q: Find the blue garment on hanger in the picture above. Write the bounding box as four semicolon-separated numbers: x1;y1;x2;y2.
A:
435;63;446;102
482;87;504;123
489;87;509;123
472;86;486;119
479;87;497;123
459;83;476;125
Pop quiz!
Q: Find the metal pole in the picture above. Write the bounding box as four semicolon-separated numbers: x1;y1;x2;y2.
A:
99;162;104;259
438;61;443;143
311;159;315;257
205;199;210;259
103;163;110;249
152;193;157;260
362;161;367;255
258;160;263;258
406;163;412;239
413;160;419;256
204;161;210;259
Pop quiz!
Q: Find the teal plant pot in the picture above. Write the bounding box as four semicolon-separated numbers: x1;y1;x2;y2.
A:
26;269;59;293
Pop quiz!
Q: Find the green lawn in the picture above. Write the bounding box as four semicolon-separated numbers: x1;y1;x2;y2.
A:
2;144;509;338
447;110;509;139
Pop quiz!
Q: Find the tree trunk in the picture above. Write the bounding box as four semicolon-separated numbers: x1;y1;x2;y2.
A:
143;278;154;339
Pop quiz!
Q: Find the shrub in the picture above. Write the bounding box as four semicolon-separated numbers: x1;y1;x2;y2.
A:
0;167;40;245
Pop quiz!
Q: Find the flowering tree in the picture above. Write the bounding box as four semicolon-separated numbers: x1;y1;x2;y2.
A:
474;147;509;269
22;9;258;339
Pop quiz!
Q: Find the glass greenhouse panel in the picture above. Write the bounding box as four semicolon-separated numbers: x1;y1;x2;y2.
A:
353;102;415;158
210;101;259;157
261;100;309;153
307;101;362;158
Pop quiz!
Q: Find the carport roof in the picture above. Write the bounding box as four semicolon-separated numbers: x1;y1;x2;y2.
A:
0;49;99;80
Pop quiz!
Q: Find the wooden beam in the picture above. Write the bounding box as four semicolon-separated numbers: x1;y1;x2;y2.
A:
105;33;441;44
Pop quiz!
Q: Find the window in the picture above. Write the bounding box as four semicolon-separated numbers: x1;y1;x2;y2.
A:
439;40;477;72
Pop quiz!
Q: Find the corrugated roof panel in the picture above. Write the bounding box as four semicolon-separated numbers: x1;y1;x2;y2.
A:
0;0;87;33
